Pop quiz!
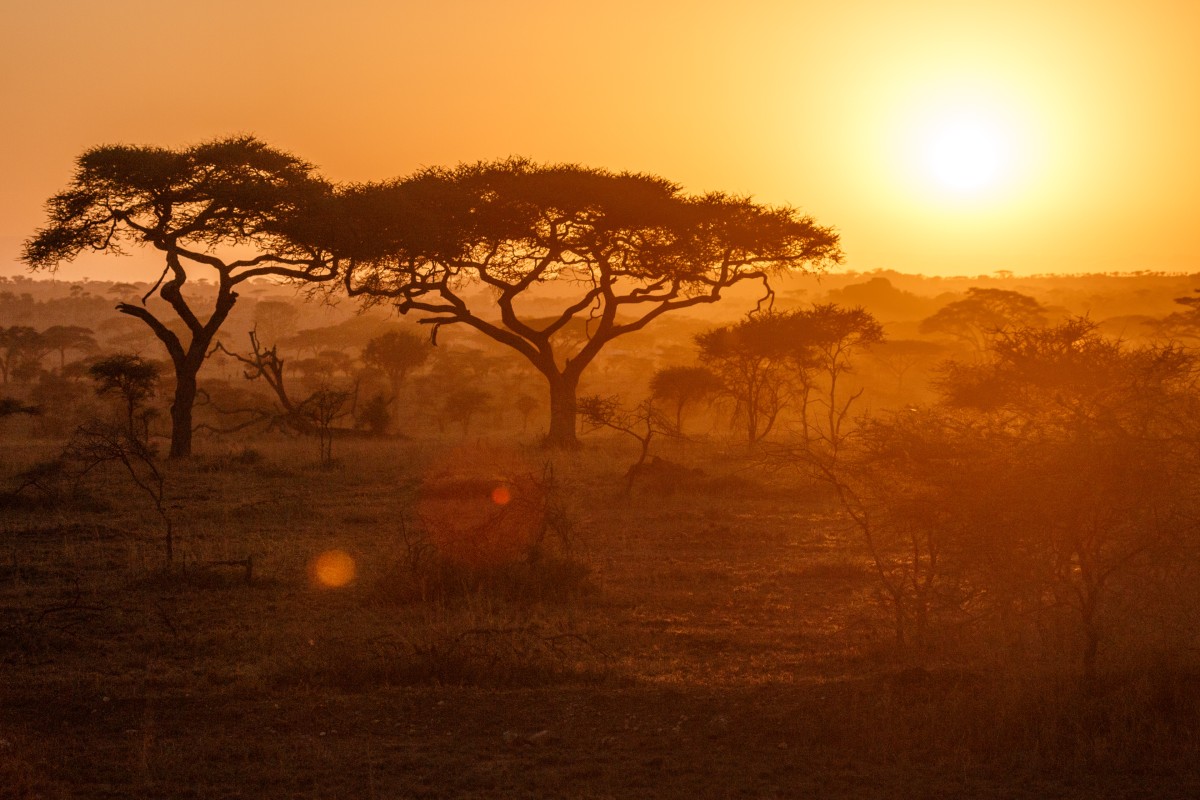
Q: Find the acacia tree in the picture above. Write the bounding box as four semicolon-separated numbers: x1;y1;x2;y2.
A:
0;326;48;384
41;325;98;371
793;304;884;453
514;393;539;431
940;320;1200;678
696;305;881;447
23;136;339;457
919;287;1046;356
1149;288;1200;341
579;394;678;491
696;313;796;446
650;365;723;433
88;353;160;441
816;320;1200;674
362;329;431;411
334;160;840;447
441;387;491;436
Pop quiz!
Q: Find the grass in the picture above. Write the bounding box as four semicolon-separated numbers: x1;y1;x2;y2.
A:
0;432;1198;798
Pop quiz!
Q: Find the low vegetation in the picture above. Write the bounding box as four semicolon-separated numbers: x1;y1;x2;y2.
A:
3;271;1200;797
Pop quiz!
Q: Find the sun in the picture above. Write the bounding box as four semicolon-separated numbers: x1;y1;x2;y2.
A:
921;112;1014;195
882;81;1040;207
923;116;1009;193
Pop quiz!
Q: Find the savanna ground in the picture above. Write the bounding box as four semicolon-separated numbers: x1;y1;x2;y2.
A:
1;433;1198;799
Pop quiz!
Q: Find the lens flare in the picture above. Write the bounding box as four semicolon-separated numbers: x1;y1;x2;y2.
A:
417;444;544;569
311;549;356;588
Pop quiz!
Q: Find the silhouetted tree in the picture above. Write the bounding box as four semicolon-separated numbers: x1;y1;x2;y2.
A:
1148;288;1200;342
361;329;431;413
441;387;490;436
650;365;723;433
946;320;1200;681
0;326;48;384
23;136;339;457
40;325;98;370
794;304;884;452
870;338;946;400
697;306;877;447
333;159;840;447
579;394;678;491
355;393;391;436
302;388;353;467
696;314;795;446
88;354;160;441
66;421;174;564
208;332;354;465
514;393;539;432
293;349;355;391
30;372;93;437
919;287;1046;355
799;407;968;649
813;319;1200;676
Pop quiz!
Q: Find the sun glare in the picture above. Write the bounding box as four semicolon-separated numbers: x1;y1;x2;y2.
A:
923;114;1011;193
881;78;1043;212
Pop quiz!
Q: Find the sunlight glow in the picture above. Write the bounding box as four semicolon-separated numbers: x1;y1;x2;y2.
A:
491;484;512;506
880;80;1047;216
311;549;356;588
922;115;1011;193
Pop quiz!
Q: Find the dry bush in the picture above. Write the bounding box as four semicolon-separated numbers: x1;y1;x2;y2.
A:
371;444;591;604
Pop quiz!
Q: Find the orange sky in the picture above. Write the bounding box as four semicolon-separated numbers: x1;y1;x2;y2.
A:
2;0;1198;280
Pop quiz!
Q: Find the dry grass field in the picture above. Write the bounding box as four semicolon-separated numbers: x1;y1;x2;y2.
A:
2;433;1199;799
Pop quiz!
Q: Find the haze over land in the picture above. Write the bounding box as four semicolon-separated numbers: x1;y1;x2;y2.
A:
3;0;1200;280
6;4;1200;797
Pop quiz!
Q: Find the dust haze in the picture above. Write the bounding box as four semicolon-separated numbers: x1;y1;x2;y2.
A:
3;120;1200;800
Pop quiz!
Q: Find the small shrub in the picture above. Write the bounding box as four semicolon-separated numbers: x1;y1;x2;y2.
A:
5;459;108;511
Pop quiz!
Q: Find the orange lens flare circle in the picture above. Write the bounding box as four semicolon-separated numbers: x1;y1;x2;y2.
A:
417;445;543;570
310;549;356;588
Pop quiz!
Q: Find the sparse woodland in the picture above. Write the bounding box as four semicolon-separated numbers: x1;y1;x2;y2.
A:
4;144;1200;797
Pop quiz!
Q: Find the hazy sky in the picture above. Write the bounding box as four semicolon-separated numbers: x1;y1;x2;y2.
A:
3;0;1198;280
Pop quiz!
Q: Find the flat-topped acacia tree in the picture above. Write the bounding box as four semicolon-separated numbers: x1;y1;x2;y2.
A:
335;160;842;447
23;136;339;457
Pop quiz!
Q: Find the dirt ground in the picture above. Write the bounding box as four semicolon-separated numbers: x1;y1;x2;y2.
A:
1;437;1197;799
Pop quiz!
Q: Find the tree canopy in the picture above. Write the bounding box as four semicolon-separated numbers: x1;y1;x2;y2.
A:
23;136;340;456
331;159;842;446
818;319;1200;671
919;287;1047;355
697;305;882;447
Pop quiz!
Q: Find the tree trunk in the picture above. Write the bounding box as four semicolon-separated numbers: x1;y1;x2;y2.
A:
1082;623;1099;691
544;372;580;448
169;363;199;458
1080;592;1101;690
